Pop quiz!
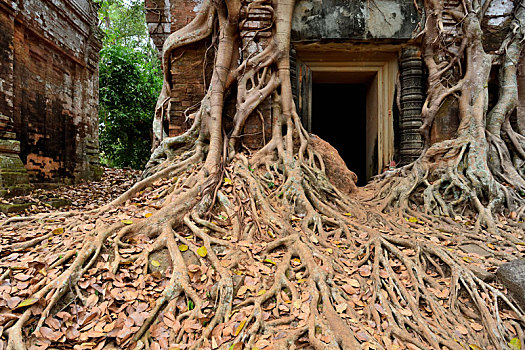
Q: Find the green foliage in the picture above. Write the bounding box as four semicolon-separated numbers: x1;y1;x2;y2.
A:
97;0;162;169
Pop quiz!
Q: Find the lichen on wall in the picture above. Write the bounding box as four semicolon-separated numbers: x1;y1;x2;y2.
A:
291;0;420;41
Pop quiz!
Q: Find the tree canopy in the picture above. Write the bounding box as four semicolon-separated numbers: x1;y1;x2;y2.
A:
98;0;162;169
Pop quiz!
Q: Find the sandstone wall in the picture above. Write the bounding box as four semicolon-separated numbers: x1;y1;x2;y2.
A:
0;0;101;189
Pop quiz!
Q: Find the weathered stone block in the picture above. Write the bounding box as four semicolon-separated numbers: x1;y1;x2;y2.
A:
0;153;29;196
0;139;20;153
497;259;525;309
0;201;34;213
45;198;72;208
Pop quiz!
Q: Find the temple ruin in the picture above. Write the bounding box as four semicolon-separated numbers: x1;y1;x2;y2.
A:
146;0;525;184
0;0;101;196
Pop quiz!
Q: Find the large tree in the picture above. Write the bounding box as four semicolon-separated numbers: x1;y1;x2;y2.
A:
2;0;525;349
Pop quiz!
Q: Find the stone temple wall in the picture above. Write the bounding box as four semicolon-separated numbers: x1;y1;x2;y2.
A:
145;0;525;170
145;0;209;139
0;0;102;194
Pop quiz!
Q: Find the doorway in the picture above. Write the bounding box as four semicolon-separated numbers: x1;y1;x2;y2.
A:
294;47;398;184
312;83;368;185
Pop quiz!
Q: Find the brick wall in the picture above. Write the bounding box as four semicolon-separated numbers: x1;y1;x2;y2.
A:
0;0;102;186
168;40;211;136
146;0;209;138
145;0;272;146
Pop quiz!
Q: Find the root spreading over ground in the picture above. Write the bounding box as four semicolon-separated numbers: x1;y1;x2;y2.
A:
2;0;525;349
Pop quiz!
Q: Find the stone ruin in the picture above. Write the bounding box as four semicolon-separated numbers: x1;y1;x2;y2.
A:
145;0;525;184
0;0;102;197
1;0;525;195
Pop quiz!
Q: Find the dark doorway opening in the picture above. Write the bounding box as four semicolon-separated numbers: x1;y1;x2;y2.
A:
312;83;368;186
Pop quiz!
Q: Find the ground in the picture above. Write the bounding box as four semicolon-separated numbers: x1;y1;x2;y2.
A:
0;168;140;217
1;161;524;350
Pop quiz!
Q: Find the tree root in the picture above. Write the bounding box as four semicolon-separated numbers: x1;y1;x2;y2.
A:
2;153;524;350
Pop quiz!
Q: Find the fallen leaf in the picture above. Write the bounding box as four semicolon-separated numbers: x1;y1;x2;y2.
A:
121;220;133;225
509;337;521;350
347;279;360;288
470;322;483;331
359;266;371;277
355;331;369;341
52;227;64;235
39;326;62;341
179;244;188;252
197;246;207;257
374;303;386;315
151;260;161;267
234;320;246;336
263;258;276;265
16;298;39;309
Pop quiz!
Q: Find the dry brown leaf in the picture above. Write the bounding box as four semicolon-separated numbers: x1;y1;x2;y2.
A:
470;322;483;331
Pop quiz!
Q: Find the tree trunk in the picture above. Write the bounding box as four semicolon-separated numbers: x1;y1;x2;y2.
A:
2;1;525;349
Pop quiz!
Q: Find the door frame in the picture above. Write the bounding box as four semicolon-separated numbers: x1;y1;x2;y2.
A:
295;49;398;179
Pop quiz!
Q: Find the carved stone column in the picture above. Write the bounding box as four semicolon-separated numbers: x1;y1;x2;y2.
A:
398;46;424;166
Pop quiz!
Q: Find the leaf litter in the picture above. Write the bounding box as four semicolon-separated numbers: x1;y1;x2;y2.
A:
0;165;524;350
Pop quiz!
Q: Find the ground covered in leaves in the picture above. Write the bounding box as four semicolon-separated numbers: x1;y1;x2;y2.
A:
0;168;140;217
1;164;524;350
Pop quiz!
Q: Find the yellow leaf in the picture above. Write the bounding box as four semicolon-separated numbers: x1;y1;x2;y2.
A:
52;227;64;235
517;242;525;246
179;244;189;252
509;337;521;350
224;177;232;185
145;213;153;218
16;298;39;309
469;345;483;350
407;217;418;223
263;258;276;265
486;243;495;250
256;289;266;296
151;260;160;267
463;256;473;263
344;213;352;217
268;230;275;238
121;220;133;225
197;246;207;257
234;320;246;336
292;258;301;264
297;279;305;283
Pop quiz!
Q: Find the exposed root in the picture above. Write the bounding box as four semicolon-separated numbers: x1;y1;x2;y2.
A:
2;0;525;349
